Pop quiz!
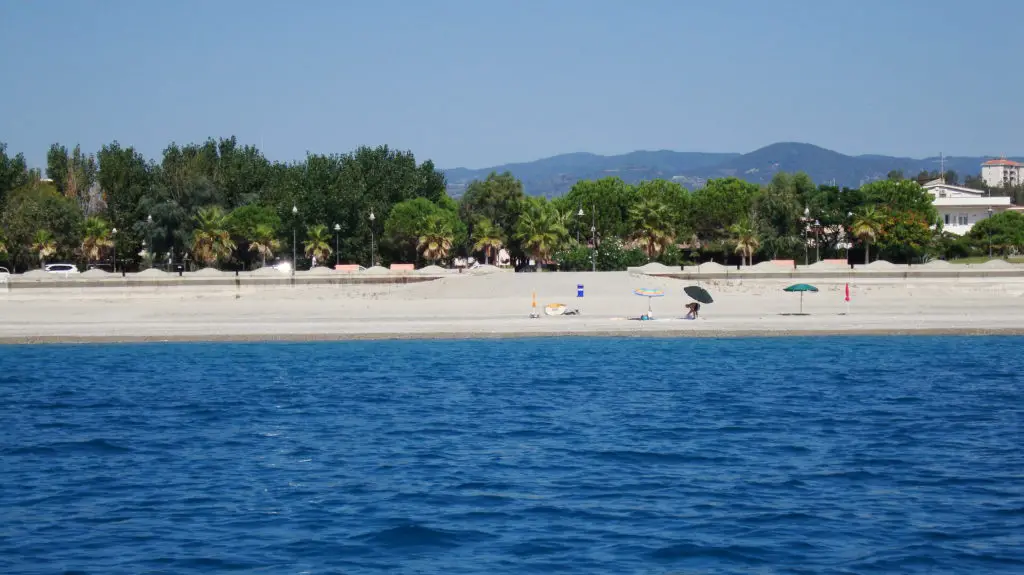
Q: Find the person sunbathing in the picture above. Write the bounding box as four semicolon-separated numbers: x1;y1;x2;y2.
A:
685;302;701;319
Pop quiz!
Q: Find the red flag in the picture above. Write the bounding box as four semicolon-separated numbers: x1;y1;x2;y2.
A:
845;283;850;302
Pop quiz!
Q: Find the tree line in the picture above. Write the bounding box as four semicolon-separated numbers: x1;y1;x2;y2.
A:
0;138;1020;273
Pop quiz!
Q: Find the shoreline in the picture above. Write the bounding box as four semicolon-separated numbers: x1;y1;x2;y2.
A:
4;326;1024;345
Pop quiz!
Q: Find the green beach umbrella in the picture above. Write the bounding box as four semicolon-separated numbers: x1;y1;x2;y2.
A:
783;283;818;314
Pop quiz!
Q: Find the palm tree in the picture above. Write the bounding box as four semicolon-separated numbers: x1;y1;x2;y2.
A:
629;198;675;258
472;218;504;265
729;219;760;266
31;229;57;269
248;223;280;268
191;206;235;268
304;224;333;266
80;216;114;265
515;203;567;271
418;215;454;264
851;206;886;265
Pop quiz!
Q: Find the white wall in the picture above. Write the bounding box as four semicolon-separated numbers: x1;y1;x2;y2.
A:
938;206;999;235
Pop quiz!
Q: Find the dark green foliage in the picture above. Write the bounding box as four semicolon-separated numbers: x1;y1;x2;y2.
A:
1;181;84;270
967;211;1024;255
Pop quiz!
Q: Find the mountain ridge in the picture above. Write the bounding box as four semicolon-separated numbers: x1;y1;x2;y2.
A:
443;142;1023;197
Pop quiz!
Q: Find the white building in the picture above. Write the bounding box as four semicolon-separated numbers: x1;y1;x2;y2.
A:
923;180;1011;235
981;158;1022;188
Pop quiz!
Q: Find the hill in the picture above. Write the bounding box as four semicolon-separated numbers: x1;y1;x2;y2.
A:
444;150;738;197
443;143;1021;197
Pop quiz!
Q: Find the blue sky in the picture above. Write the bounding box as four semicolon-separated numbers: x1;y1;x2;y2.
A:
2;0;1022;170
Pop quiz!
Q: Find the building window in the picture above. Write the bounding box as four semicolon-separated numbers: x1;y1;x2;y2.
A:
958;214;969;226
944;214;950;225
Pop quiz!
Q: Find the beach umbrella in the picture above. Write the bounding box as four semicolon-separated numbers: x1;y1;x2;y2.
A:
783;283;819;314
684;285;713;304
633;287;665;318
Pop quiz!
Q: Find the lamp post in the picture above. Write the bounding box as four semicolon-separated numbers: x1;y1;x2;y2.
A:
987;206;994;257
146;214;153;269
846;211;853;261
814;219;820;263
292;205;298;275
803;206;810;265
111;227;117;272
369;209;376;267
333;223;341;266
590;205;597;272
576;205;583;244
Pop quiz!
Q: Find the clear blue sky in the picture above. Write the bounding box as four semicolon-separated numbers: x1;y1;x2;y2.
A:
2;0;1022;170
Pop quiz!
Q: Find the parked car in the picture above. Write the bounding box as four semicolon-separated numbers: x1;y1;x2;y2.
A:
44;263;79;274
87;263;113;272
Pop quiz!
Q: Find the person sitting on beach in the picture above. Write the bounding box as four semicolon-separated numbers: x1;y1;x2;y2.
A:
685;302;700;320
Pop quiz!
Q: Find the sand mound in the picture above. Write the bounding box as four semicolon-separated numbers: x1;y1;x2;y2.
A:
631;262;678;274
807;260;847;269
81;268;112;278
251;266;287;276
190;267;226;276
695;261;727;273
362;266;392;275
301;266;336;275
750;261;791;272
865;260;898;269
974;259;1015;268
133;268;169;277
919;259;953;268
20;270;50;279
972;259;1016;269
418;265;450;275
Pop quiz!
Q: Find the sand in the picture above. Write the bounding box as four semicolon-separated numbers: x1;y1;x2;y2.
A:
2;270;1024;343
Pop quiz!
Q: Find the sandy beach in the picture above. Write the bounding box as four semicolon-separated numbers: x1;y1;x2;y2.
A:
3;267;1024;343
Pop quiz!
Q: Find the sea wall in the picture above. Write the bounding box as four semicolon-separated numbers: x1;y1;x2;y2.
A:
0;270;445;292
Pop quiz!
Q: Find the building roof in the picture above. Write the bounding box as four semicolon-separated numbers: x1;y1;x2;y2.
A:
923;181;985;196
982;158;1022;167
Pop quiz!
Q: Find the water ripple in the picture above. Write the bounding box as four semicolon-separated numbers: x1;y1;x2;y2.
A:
0;336;1022;574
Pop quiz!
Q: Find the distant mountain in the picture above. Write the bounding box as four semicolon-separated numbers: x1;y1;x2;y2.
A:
444;150;738;198
443;143;1023;197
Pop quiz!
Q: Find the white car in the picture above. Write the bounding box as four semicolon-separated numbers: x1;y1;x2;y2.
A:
44;263;79;274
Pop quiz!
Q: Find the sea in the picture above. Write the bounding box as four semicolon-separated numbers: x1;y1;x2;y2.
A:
1;337;1022;574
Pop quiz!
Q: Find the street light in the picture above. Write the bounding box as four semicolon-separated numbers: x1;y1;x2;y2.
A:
292;205;298;275
576;205;584;244
590;204;597;272
369;209;376;267
111;227;118;272
146;214;153;268
814;219;820;263
803;206;810;266
333;223;341;266
846;212;853;261
987;206;994;257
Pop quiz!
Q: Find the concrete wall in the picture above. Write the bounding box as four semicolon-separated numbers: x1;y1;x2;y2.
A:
0;272;444;292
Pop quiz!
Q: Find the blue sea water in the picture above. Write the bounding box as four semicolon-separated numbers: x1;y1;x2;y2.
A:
0;336;1022;575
